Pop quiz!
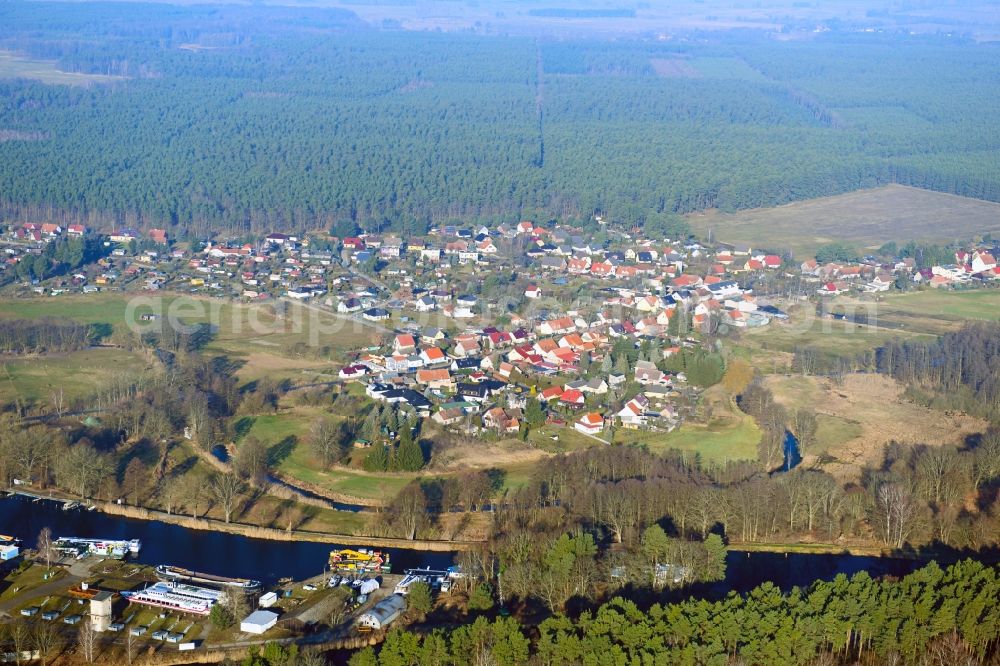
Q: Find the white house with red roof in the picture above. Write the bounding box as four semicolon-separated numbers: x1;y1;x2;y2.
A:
971;250;997;274
617;395;650;428
575;412;605;436
393;334;417;355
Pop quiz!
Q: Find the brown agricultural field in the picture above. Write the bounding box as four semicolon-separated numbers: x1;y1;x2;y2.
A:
688;185;1000;256
765;373;987;483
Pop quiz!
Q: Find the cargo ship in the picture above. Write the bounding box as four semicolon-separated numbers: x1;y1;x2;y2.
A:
122;581;220;616
328;548;391;573
53;537;141;560
155;565;261;592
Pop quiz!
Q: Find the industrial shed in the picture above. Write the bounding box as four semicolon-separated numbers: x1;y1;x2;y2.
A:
240;610;278;635
356;594;406;631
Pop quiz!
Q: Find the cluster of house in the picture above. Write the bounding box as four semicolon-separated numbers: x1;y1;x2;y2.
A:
800;247;1000;294
9;222;88;242
335;307;687;439
920;248;999;288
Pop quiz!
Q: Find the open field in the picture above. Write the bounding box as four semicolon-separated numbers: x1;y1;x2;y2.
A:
766;373;988;482
278;454;415;503
236;404;416;503
617;386;760;464
0;347;152;408
831;289;1000;336
689;185;1000;256
0;50;124;86
735;304;929;370
0;293;383;385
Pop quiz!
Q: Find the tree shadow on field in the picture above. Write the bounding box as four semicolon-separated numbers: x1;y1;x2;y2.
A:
268;435;297;467
233;416;256;440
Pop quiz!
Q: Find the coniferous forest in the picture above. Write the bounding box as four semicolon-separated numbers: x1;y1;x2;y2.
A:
1;3;1000;234
347;559;1000;666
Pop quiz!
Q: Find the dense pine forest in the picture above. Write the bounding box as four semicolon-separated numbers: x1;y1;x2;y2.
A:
1;2;1000;234
346;559;1000;666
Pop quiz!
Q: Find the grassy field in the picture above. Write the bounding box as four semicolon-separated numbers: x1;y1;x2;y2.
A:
0;50;124;86
688;184;1000;256
619;417;760;464
0;347;152;408
0;293;383;384
734;305;927;370
237;406;413;502
616;386;760;464
0;292;138;326
528;424;606;453
831;290;1000;336
278;451;415;502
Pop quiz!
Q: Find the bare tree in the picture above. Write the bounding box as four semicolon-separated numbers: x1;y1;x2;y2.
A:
55;442;112;499
77;619;97;664
791;408;818;452
8;620;31;665
386;482;427;540
124;624;139;666
180;473;205;517
233;436;269;484
32;620;61;666
219;586;249;623
686;487;718;539
159;473;181;515
308;416;344;468
972;430;1000;489
122;457;148;505
210;473;244;523
36;527;56;570
49;388;65;418
873;482;919;549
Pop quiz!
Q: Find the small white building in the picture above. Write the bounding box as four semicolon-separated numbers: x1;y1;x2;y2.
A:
357;594;407;631
240;610;278;635
258;592;278;609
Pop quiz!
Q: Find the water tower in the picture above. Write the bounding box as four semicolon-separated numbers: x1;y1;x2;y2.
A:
89;591;114;632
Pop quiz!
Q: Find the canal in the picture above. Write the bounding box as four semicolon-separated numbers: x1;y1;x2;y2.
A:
1;495;924;593
0;495;450;585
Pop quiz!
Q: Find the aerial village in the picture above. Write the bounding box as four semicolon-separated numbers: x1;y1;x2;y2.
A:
3;218;999;444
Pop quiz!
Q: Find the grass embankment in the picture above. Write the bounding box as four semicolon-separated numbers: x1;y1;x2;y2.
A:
239;406;414;503
97;502;478;550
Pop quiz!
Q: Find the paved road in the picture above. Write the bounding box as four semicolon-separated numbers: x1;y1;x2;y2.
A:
0;562;88;618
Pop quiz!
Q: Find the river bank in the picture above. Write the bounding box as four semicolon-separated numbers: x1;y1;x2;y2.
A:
11;488;967;560
4;488;481;552
96;501;480;552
